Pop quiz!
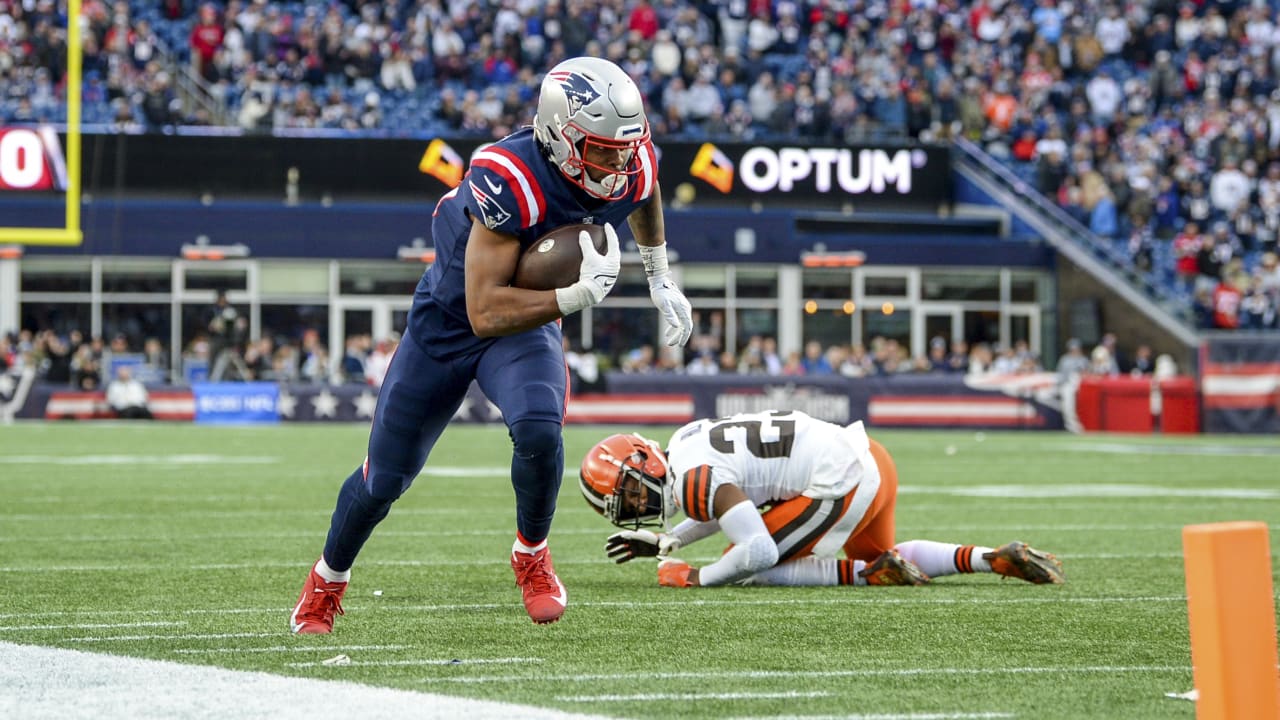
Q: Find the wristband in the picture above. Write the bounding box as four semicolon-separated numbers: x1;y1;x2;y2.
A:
638;243;670;277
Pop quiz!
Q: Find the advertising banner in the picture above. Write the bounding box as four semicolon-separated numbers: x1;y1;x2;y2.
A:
65;133;950;211
0;126;68;191
192;382;279;424
1201;337;1280;433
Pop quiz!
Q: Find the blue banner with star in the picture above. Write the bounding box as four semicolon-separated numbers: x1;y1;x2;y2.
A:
193;383;280;424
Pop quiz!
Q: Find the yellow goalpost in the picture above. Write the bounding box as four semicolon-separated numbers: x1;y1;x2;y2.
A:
0;0;82;246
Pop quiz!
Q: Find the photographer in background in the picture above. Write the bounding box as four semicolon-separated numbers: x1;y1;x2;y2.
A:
208;290;250;381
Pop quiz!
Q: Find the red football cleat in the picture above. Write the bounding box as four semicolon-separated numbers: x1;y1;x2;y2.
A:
290;563;347;634
511;546;567;625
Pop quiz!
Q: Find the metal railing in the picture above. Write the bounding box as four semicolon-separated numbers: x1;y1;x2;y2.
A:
151;34;228;126
952;137;1200;347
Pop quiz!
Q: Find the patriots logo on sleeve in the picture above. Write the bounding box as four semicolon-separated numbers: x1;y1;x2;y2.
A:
468;179;512;230
547;71;600;116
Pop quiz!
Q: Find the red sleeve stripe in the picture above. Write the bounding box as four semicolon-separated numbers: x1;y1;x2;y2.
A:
472;148;544;226
634;140;657;201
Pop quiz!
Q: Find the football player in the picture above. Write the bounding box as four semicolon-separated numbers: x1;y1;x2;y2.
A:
580;410;1065;588
291;57;694;632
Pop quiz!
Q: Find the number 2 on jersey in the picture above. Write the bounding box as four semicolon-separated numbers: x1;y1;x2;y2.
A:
708;412;796;458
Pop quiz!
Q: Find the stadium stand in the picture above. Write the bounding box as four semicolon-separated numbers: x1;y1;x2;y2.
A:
2;0;1278;331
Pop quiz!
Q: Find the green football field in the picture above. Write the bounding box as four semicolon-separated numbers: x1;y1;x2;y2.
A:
2;422;1277;719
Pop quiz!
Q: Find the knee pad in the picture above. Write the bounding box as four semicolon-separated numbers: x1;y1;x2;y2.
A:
510;419;562;460
743;533;781;574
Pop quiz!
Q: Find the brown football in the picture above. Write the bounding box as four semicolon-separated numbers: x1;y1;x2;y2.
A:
512;223;608;291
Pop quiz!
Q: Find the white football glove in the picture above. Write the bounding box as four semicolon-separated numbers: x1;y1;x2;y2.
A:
555;223;621;316
648;274;694;346
604;530;683;564
638;242;693;346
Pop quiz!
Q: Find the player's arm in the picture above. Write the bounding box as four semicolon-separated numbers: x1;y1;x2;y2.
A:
628;181;694;346
659;483;779;588
463;217;567;337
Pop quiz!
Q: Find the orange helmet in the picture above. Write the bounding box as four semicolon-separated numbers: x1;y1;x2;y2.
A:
579;433;673;529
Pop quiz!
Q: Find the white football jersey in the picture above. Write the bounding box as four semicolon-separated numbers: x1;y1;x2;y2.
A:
664;410;878;522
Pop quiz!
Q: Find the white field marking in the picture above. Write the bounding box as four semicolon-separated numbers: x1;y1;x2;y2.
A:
286;656;543;668
0;621;186;632
1;507;479;521
10;495;277;506
0;641;614;720
0;596;1210;623
68;632;281;643
1;527;606;544
898;484;1280;500
0;454;280;465
557;691;831;702
1062;442;1280;457
173;644;412;655
0;553;1191;574
428;665;1189;686
726;714;1015;720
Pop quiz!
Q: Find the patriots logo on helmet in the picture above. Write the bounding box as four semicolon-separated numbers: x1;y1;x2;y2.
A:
469;179;512;230
547;71;601;117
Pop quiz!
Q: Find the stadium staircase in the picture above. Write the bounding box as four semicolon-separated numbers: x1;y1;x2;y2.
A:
952;136;1200;349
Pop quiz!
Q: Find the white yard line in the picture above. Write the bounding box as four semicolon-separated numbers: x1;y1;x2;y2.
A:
173;644;412;655
1;524;1230;544
0;641;613;720
425;666;1188;685
287;656;543;668
0;621;185;632
0;552;1199;573
0;595;1211;622
557;691;831;702
727;707;1013;712
68;632;282;643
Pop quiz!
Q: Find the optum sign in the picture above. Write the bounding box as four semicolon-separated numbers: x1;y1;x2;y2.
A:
738;147;929;195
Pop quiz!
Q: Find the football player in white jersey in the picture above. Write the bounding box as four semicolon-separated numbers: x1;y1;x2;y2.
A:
579;410;1064;588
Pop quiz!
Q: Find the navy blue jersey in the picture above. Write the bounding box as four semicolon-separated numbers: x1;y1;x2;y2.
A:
409;127;658;358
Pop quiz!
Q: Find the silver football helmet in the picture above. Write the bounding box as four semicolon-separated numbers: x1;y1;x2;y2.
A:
533;57;650;199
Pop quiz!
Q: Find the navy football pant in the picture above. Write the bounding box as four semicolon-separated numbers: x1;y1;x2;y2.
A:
322;324;567;572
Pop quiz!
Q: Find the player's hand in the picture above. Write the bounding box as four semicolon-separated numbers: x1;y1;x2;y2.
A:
657;558;694;588
648;273;693;346
555;223;621;315
605;530;683;564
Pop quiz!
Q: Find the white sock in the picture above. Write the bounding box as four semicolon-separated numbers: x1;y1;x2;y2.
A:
895;540;993;577
852;559;868;586
513;537;547;555
315;556;350;583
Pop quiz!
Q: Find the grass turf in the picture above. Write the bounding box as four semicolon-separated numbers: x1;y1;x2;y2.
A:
2;422;1278;719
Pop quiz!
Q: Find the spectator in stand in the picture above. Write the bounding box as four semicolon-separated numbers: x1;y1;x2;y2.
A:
339;335;368;384
1129;345;1156;376
780;350;804;376
686;349;719;376
363;333;398;388
190;3;224;82
105;365;153;419
801;340;832;375
760;337;782;376
1087;345;1119;377
1211;272;1245;330
1056;338;1089;380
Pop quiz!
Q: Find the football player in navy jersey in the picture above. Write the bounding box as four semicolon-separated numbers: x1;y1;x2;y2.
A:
291;57;693;632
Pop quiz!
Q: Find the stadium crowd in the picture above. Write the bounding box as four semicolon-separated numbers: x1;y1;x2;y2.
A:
3;0;1280;329
3;321;1156;395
